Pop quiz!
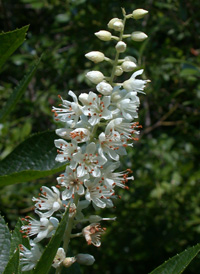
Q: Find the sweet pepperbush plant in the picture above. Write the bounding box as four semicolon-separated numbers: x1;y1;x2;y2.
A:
0;7;200;274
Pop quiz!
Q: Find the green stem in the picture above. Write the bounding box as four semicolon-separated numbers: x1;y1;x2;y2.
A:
55;194;80;274
109;14;127;85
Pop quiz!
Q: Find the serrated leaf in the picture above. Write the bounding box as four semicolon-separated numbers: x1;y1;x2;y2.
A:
3;248;21;274
0;131;66;187
0;25;29;68
0;215;11;273
0;56;41;122
149;243;200;274
33;208;69;274
10;219;30;256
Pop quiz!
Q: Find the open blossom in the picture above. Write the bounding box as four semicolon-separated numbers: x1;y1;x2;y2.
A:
73;142;107;178
52;91;82;128
101;161;134;189
85;178;114;208
33;186;62;218
79;91;112;126
82;223;106;247
57;166;88;200
21;216;59;243
106;118;141;142
123;69;149;92
20;241;42;271
98;131;126;161
56;127;91;143
112;90;140;120
54;139;79;163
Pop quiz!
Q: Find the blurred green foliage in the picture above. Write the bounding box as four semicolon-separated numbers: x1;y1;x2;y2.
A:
0;0;200;273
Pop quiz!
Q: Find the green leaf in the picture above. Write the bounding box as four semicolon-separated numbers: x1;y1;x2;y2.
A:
0;25;29;68
0;215;11;273
3;249;21;274
0;56;41;123
0;131;66;187
33;208;69;274
149;243;200;274
10;219;30;256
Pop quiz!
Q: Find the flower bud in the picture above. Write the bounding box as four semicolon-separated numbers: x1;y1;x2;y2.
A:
96;81;113;95
79;93;88;105
115;66;123;76
131;31;148;42
86;71;104;84
132;9;148;19
95;30;112;41
113;21;124;32
63;257;76;268
108;18;122;29
85;51;105;63
121;61;137;72
89;215;102;222
115;41;127;53
75;254;95;266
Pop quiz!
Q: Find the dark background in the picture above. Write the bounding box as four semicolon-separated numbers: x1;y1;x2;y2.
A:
0;0;200;273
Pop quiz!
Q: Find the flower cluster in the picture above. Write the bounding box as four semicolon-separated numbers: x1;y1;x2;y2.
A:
20;8;149;272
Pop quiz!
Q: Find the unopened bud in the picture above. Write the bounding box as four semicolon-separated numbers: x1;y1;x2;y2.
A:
96;81;113;95
115;66;123;76
121;61;137;72
79;93;88;104
86;71;104;84
75;253;95;266
113;21;124;32
85;51;105;63
132;9;148;19
115;41;127;53
108;18;123;31
131;31;148;42
63;257;76;268
95;30;112;41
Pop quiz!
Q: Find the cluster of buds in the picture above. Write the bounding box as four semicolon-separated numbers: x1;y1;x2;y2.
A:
19;7;149;272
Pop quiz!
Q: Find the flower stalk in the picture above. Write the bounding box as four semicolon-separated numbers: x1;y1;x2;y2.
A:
19;7;149;273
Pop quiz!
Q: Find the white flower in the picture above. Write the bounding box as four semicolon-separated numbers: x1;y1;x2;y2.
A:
73;142;107;178
54;139;79;163
57;166;87;200
20;241;42;271
98;131;126;161
63;257;76;268
106;118;141;142
123;69;149;92
52;91;82;128
56;127;91;143
82;223;106;247
131;31;148;42
95;30;112;41
75;253;95;265
85;51;105;63
86;71;104;84
33;186;62;218
101;161;134;189
80;91;112;126
115;41;126;53
52;248;66;268
112;90;140;120
132;9;148;20
21;216;59;243
84;178;114;208
96;81;113;95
